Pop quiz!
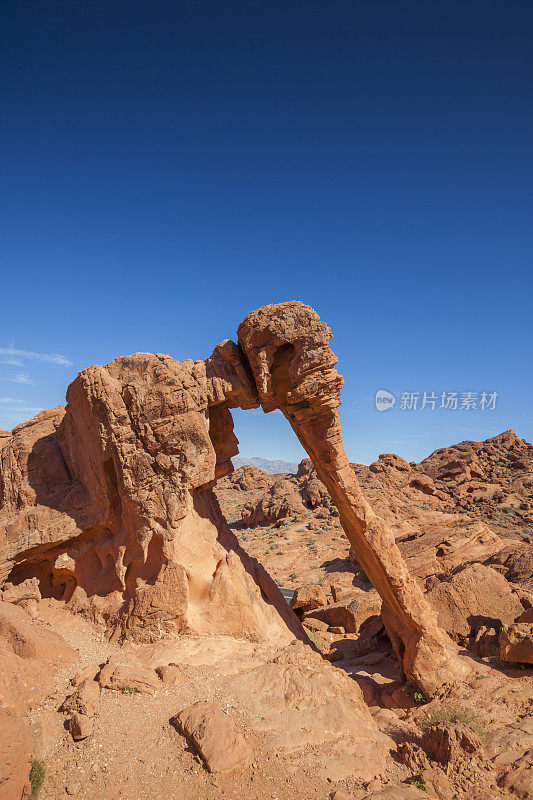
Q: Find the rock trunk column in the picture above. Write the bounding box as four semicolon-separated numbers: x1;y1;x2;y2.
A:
237;301;469;696
285;403;466;696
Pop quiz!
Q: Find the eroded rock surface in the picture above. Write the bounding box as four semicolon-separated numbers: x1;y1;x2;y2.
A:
0;300;531;800
0;300;468;697
238;302;468;695
0;344;302;645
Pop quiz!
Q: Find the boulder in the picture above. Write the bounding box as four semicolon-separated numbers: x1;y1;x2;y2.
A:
60;678;100;718
1;578;41;607
68;712;93;741
71;665;99;686
426;563;523;640
290;584;328;613
421;721;481;766
303;617;329;632
305;591;382;637
98;658;160;696
223;640;392;780
172;702;252;773
155;663;182;684
369;453;411;474
499;622;533;663
229;465;272;491
241;478;306;526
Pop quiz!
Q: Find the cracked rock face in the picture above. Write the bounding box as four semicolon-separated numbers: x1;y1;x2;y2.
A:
2;301;466;694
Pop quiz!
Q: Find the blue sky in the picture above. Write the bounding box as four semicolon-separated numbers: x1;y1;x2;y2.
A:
1;1;532;465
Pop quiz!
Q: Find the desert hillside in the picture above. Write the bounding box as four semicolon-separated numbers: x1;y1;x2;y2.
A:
1;303;531;800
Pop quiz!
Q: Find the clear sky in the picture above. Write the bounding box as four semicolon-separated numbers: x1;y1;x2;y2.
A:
1;1;532;465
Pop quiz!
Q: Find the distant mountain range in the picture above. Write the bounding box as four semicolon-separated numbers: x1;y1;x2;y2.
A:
232;456;299;474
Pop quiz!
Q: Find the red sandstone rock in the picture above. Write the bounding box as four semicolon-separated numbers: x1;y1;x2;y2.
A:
290;584;328;613
426;563;523;641
0;348;304;646
499;622;533;663
155;663;182;684
241;477;307;526
60;678;100;718
238;301;468;696
421;721;481;766
1;300;527;705
172;701;253;773
0;710;31;800
228;465;272;492
0;601;77;710
68;712;93;740
97;657;160;696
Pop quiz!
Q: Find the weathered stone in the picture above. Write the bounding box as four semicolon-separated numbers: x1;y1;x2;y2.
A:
238;301;468;695
155;663;182;684
60;678;100;718
290;584;328;613
426;563;523;640
172;702;252;773
421;721;481;766
499;622;533;663
0;710;31;800
68;712;93;740
97;658;160;696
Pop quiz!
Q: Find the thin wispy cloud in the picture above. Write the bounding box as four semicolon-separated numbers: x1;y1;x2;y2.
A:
0;406;43;414
0;397;24;403
10;373;35;385
0;346;72;367
0;358;24;366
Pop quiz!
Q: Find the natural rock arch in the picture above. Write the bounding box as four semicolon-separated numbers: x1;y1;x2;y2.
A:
0;301;468;695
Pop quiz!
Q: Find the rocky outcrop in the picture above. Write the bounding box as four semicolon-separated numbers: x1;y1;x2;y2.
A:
1;301;475;695
227;465;273;492
0;345;303;645
241;477;307;526
426;563;523;642
240;459;335;526
97;656;160;695
0;600;77;800
238;302;468;695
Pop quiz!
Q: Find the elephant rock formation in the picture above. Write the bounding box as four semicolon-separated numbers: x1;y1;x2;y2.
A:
1;301;467;694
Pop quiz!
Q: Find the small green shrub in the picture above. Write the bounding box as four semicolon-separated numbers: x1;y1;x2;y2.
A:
420;703;486;740
30;759;45;800
307;630;325;652
405;681;426;705
406;775;428;792
406;776;427;792
122;687;138;696
289;572;298;580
